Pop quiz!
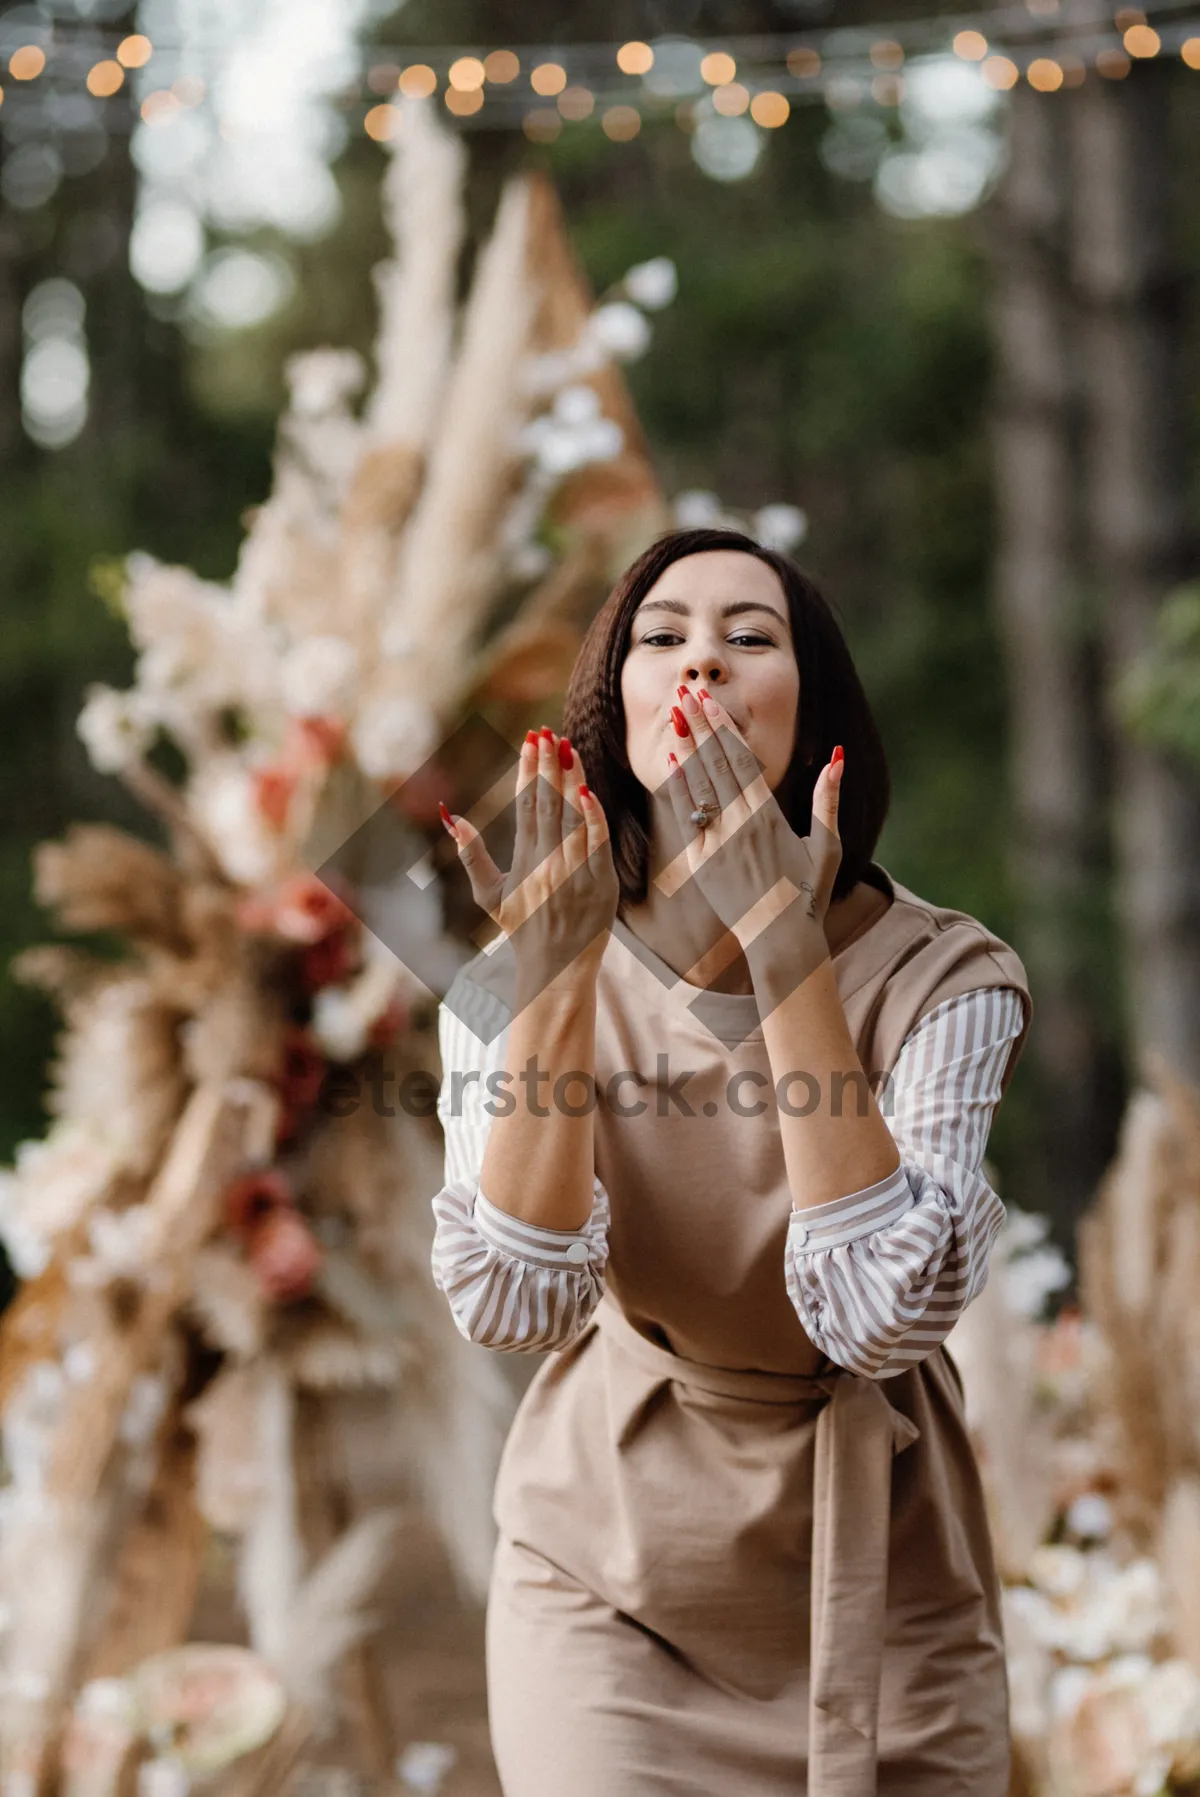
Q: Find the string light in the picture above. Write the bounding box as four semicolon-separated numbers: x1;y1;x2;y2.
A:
982;54;1020;88
448;56;485;91
530;61;567;96
1114;7;1146;29
1183;35;1200;64
870;40;905;70
617;41;654;75
484;50;520;82
364;102;399;140
86;60;124;97
750;90;790;126
700;51;737;85
117;35;152;69
445;86;483;115
558;86;594;120
398;64;436;97
523;107;560;142
787;47;822;78
1027;56;1064;88
712;81;750;115
602;105;640;141
1124;23;1162;53
1096;47;1132;75
140;90;180;123
9;45;46;80
953;31;989;60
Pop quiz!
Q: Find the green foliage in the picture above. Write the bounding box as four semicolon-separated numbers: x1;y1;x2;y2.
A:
1115;584;1200;768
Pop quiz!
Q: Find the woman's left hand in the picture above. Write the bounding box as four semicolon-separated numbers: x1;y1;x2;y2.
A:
663;689;843;951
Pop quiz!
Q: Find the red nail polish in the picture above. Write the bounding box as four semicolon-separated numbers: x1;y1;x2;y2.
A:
670;705;689;738
831;744;844;767
558;737;573;770
540;725;554;739
667;751;679;767
677;685;689;700
525;730;538;746
578;782;590;799
438;801;455;832
698;688;712;702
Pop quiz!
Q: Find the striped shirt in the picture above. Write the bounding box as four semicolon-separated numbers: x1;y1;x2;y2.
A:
431;984;1026;1380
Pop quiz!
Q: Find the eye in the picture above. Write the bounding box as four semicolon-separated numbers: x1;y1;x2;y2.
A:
639;630;776;648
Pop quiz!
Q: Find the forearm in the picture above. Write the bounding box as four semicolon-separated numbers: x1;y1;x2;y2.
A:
745;926;901;1212
475;966;599;1231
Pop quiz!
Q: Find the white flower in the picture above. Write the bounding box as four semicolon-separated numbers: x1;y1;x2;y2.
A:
673;490;723;527
623;256;678;310
753;503;809;552
397;1741;458;1794
553;385;601;427
77;685;155;774
190;760;281;885
1066;1492;1114;1542
286;348;365;417
351;697;439;781
586;301;652;362
311;987;369;1064
279;635;359;718
120;1371;168;1447
508;543;553;582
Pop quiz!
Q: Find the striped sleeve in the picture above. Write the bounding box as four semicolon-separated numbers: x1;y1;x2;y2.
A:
783;986;1027;1380
430;993;610;1354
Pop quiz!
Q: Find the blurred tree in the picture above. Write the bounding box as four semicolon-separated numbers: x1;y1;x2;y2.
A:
984;85;1123;1239
1067;67;1200;1094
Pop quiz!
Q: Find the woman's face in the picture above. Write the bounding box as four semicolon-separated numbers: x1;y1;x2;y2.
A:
620;550;800;803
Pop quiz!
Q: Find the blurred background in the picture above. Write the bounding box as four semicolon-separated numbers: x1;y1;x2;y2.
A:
1;3;1199;1795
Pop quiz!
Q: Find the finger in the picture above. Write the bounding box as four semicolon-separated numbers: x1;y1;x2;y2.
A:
696;692;771;809
511;731;541;882
557;736;589;875
678;690;742;812
812;745;843;839
535;726;563;861
664;748;706;846
448;813;505;921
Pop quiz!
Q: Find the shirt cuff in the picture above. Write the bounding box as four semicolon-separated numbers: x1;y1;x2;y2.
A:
788;1163;914;1252
473;1188;597;1271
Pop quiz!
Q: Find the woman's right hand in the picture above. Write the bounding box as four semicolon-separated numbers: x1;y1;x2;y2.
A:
440;726;619;992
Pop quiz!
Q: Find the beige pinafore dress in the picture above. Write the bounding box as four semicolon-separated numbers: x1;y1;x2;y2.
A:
482;863;1032;1797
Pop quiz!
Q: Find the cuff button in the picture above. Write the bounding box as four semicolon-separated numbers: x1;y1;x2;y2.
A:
565;1240;590;1266
793;1224;809;1247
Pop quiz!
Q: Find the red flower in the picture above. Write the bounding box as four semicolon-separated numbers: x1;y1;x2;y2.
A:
223;1169;293;1242
280;1027;326;1112
271;873;357;944
300;928;358;992
247;1208;324;1302
251;767;296;831
289;716;346;768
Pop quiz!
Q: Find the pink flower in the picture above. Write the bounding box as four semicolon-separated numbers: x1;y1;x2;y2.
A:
270;873;356;944
247;1208;323;1303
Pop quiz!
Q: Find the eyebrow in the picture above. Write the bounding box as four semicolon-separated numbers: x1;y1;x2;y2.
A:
636;598;788;626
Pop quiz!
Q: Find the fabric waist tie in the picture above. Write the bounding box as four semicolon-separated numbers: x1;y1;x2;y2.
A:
592;1298;920;1797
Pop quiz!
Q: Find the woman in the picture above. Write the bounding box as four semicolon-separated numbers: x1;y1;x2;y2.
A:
430;527;1031;1797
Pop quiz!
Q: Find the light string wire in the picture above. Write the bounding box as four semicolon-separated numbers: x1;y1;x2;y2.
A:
1;1;1198;137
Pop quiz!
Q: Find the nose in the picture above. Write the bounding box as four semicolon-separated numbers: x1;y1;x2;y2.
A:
679;652;730;690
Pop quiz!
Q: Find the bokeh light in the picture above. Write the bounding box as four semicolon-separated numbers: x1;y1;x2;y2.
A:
617;42;654;76
602;105;641;142
117;35;153;69
398;65;437;97
558;87;595;121
484;50;520;83
1028;58;1065;91
87;61;125;98
750;91;790;128
9;45;46;81
448;57;485;92
700;52;737;87
531;62;567;97
691;114;762;182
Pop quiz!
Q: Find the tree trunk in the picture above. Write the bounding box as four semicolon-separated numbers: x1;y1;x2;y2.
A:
1067;67;1200;1088
984;84;1123;1239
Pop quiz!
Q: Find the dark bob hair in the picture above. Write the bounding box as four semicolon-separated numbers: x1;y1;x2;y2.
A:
561;527;890;908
